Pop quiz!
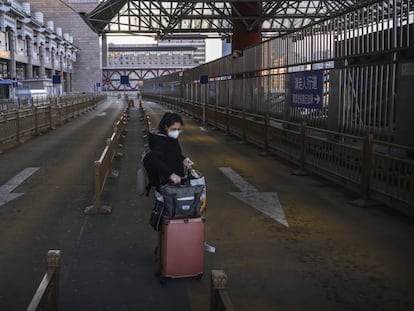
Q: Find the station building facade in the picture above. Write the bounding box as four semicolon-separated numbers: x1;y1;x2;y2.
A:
102;35;207;91
0;0;79;98
25;0;101;93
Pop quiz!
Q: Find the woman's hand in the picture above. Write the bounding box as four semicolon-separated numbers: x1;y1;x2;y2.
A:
169;173;181;184
183;157;194;168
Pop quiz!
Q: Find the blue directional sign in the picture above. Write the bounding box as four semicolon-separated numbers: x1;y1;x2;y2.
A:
120;75;129;85
52;75;61;84
200;75;209;84
291;70;323;109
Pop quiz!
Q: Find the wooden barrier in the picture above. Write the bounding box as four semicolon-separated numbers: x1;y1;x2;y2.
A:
210;270;235;311
27;250;61;311
0;94;106;152
84;109;128;215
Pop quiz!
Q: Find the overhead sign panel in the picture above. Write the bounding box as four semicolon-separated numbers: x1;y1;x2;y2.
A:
120;75;129;85
291;70;323;109
52;75;61;84
200;75;209;84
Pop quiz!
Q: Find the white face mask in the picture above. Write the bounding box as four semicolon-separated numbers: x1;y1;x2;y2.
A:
167;130;180;139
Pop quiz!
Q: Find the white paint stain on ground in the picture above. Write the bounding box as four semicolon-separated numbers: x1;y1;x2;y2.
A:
0;167;40;207
219;167;288;227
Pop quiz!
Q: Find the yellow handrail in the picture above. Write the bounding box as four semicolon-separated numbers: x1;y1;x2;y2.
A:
27;250;61;311
84;108;129;215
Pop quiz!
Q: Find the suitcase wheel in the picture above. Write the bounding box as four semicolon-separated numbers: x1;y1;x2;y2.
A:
154;266;167;284
195;273;203;280
154;269;167;284
159;275;167;285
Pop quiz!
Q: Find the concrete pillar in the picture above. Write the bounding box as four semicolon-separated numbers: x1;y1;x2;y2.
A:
63;72;68;93
7;29;17;78
67;60;72;92
231;2;262;52
26;37;33;79
60;53;64;71
51;48;56;75
328;69;341;132
39;44;46;78
69;72;73;92
60;53;64;91
101;33;108;67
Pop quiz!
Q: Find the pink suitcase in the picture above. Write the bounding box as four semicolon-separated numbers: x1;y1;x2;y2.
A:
156;217;205;282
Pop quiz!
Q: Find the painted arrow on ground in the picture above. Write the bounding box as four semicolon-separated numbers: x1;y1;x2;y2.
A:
0;167;40;207
219;167;288;227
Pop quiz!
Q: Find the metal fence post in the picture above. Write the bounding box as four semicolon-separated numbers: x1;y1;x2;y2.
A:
361;134;373;198
16;110;20;143
34;106;40;135
292;122;307;175
352;134;376;207
214;102;218;129
48;105;55;130
260;113;270;156
241;111;246;143
225;107;230;135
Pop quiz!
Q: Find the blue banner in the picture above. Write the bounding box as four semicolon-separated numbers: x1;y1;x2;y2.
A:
52;75;61;84
200;75;209;84
291;70;323;109
120;75;129;85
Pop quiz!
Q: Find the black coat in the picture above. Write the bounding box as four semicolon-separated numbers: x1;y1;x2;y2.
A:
143;130;185;190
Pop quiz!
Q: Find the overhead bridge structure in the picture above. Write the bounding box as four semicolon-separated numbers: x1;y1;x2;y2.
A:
137;0;414;213
82;0;386;89
84;0;374;37
1;1;414;310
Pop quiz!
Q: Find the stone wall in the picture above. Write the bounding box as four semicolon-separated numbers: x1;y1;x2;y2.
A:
29;0;101;92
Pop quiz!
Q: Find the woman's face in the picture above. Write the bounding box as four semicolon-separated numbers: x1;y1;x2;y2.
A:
167;122;182;132
166;122;182;139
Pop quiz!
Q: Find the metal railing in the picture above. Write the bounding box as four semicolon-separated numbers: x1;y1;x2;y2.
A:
0;94;107;152
146;95;414;215
27;250;61;311
140;0;414;145
84;107;129;215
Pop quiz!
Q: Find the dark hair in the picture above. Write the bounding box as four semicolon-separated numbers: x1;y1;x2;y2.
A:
157;112;184;134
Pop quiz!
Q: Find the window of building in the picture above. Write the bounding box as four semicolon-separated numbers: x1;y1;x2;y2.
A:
16;65;25;80
0;62;8;79
0;32;6;51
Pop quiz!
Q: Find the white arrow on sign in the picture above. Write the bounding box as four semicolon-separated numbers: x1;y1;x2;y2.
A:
0;167;40;207
219;167;288;227
314;94;321;104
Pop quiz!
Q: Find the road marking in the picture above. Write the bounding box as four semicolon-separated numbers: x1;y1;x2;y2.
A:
0;167;40;207
199;126;210;133
219;167;288;227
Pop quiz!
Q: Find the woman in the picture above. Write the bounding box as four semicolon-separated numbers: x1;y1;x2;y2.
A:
143;112;193;192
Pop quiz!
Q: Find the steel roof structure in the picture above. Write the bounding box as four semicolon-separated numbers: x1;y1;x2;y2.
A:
82;0;380;37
